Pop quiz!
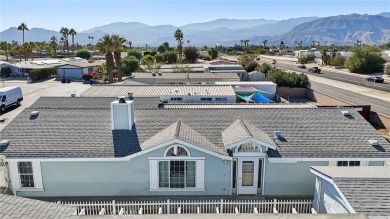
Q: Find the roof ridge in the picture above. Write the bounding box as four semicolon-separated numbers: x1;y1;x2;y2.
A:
175;121;181;139
239;118;253;137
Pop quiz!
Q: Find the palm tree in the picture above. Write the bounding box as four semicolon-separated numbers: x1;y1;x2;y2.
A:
112;34;127;81
60;27;70;56
60;37;65;53
69;28;77;54
91;36;94;45
262;40;268;48
0;42;10;62
240;40;244;47
320;48;328;65
49;36;58;58
128;41;132;48
187;40;190;46
299;41;303;47
96;34;115;83
17;23;29;44
331;48;338;59
174;28;184;61
23;42;36;61
88;36;92;45
312;41;316;47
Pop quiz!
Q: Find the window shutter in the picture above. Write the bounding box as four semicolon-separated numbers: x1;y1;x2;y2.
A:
196;160;205;189
149;160;158;190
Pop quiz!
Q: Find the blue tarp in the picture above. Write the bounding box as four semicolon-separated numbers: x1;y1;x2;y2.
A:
250;92;274;103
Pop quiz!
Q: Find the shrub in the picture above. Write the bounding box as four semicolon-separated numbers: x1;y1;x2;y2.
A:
345;46;386;73
207;48;218;59
199;54;211;61
155;54;164;63
265;68;310;88
183;47;199;63
82;74;93;81
143;51;151;56
244;61;258;72
298;54;316;64
75;49;92;60
0;67;11;77
163;51;178;64
29;68;56;81
127;49;143;60
122;55;140;75
385;64;390;75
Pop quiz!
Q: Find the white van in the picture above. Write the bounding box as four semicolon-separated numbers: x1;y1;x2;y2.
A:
0;86;23;114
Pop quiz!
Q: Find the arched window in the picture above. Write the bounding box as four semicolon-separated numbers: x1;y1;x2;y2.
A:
236;142;262;153
165;145;190;157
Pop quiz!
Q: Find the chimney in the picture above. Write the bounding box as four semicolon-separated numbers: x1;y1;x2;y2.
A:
111;96;134;130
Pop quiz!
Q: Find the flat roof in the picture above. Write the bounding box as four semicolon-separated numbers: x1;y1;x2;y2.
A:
311;166;390;179
215;81;277;85
81;85;236;97
129;73;239;79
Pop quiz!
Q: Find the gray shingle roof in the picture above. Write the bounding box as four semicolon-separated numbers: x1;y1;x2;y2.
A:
142;122;227;155
311;167;390;216
0;194;78;219
1;97;390;158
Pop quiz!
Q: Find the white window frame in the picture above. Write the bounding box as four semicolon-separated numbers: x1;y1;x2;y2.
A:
18;161;35;188
164;145;191;157
158;160;196;189
149;157;205;191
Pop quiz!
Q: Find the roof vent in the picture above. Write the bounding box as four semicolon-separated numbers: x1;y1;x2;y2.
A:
70;94;76;97
274;131;287;142
0;140;10;147
175;89;179;93
30;111;39;116
341;110;351;116
118;96;126;103
368;139;380;146
152;73;156;76
128;92;134;100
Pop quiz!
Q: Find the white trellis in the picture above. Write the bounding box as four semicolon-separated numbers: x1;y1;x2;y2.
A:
60;198;313;216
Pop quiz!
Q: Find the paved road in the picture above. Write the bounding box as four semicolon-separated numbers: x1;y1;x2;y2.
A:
264;61;390;93
311;81;390;116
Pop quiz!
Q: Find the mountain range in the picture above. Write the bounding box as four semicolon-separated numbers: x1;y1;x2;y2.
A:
1;12;389;47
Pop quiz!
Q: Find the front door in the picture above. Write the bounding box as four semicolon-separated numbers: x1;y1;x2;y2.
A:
237;157;258;195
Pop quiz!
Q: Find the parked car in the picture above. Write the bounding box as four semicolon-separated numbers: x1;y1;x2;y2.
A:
0;86;23;114
297;64;306;69
366;75;384;83
308;67;321;73
271;60;276;64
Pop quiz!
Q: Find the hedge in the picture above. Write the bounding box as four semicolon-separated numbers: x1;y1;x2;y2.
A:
29;68;56;81
82;74;93;81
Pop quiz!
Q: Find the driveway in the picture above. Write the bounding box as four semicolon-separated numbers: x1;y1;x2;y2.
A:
0;78;91;131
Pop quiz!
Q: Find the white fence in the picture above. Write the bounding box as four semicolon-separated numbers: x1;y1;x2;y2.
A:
60;198;313;216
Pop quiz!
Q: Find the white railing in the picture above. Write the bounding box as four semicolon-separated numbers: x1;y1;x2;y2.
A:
59;198;313;216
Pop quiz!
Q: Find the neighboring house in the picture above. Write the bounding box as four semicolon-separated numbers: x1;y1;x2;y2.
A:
205;65;247;80
125;73;240;85
1;97;390;198
56;61;104;79
310;166;390;218
0;193;78;218
81;84;237;103
247;71;266;81
1;60;68;77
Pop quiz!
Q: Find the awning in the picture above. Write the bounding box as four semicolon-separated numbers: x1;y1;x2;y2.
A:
236;92;255;102
251;92;274;103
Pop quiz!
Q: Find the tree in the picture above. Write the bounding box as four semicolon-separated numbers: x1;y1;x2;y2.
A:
345;46;386;74
330;55;346;67
262;40;268;48
69;28;77;54
122;55;139;75
23;42;35;61
75;49;91;60
266;68;310;88
163;51;177;64
128;41;132;48
207;47;219;59
96;34;115;83
112;34;127;81
17;22;29;44
183;46;199;63
49;36;58;58
298;53;316;64
0;42;10;62
128;48;143;61
385;64;390;75
320;48;328;65
163;42;169;49
142;55;161;73
174;28;184;60
60;27;70;56
157;44;167;53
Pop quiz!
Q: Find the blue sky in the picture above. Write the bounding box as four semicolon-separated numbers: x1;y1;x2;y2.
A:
0;0;389;32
